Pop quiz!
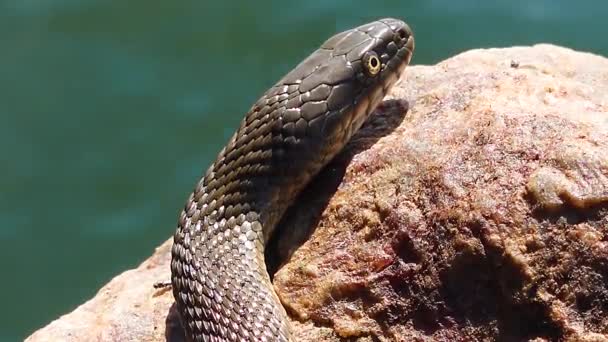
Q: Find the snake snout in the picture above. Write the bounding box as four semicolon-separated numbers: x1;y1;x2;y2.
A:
379;18;414;53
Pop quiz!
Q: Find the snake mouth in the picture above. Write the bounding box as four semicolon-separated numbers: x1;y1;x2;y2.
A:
396;35;414;74
380;29;414;94
395;20;415;70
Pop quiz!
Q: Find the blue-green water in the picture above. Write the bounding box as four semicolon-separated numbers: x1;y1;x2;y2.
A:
1;1;607;340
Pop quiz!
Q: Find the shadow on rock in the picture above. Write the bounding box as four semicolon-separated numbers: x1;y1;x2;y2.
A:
164;302;186;342
266;99;410;277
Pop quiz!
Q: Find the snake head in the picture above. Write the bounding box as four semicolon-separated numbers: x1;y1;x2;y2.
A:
275;18;414;148
232;18;414;217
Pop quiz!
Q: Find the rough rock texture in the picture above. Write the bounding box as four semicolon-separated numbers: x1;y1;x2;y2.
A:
27;44;608;342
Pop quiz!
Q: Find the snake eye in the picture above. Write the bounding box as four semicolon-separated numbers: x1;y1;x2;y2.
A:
363;51;381;76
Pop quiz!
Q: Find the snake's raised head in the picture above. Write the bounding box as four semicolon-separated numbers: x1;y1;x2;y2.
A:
276;18;414;148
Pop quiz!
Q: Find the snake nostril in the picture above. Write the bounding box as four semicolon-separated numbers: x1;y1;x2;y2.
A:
394;28;409;46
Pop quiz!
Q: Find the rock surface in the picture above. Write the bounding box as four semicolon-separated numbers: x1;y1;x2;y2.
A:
27;44;608;342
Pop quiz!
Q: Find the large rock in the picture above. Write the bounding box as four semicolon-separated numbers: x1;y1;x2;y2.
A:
27;45;608;342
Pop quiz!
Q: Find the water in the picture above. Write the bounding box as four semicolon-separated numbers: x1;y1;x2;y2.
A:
1;1;606;340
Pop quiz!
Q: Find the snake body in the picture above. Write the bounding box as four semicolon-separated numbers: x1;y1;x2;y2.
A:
171;18;414;341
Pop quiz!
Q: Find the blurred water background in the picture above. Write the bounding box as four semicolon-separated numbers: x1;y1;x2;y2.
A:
1;0;607;340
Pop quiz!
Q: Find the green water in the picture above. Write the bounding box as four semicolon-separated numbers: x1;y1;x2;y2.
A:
1;1;607;340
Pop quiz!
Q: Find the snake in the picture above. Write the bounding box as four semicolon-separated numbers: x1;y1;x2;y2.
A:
170;18;414;341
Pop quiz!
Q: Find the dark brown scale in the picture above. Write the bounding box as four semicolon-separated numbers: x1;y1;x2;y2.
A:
301;83;331;102
285;95;302;109
171;18;414;341
300;101;328;121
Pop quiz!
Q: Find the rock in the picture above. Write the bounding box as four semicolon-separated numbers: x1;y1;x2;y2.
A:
25;240;182;342
273;44;608;342
26;44;608;342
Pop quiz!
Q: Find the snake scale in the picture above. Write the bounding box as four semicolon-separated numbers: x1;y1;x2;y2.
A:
170;18;414;341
